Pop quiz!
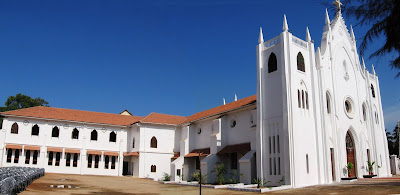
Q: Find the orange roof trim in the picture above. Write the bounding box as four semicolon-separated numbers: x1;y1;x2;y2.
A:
182;95;256;124
0;106;143;126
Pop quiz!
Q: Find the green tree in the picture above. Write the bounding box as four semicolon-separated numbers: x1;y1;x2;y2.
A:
0;94;49;128
325;0;400;77
387;124;400;156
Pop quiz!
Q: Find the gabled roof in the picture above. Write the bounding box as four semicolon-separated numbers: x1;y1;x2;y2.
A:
181;95;256;124
140;112;186;125
0;106;143;126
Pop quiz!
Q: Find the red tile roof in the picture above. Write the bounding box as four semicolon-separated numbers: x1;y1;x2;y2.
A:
0;106;143;126
140;112;186;125
181;95;256;124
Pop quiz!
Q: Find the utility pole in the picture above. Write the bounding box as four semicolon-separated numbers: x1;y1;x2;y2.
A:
198;151;202;195
397;121;400;158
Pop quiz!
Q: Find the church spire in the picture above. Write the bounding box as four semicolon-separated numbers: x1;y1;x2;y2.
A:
259;27;264;44
306;27;311;42
325;9;331;25
283;14;288;32
372;64;376;75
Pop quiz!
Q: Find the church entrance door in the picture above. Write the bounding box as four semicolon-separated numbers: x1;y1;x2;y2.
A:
346;131;356;177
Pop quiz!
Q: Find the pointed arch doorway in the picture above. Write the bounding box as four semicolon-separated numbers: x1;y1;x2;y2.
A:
346;131;357;177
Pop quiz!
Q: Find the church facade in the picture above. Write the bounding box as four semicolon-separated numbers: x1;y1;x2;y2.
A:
0;4;391;187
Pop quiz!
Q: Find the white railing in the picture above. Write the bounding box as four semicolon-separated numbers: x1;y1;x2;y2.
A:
292;36;308;49
263;35;281;49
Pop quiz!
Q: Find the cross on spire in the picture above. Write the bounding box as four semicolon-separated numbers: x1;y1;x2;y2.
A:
333;0;342;12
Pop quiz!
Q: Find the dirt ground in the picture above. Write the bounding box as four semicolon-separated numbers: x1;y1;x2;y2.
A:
21;173;400;194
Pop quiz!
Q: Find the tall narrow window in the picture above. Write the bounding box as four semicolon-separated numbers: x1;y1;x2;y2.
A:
306;154;309;174
33;151;38;165
7;149;12;163
48;152;53;166
66;153;71;167
151;165;156;172
55;152;60;166
326;92;331;114
72;128;79;139
277;135;280;153
278;157;281;175
14;149;19;163
73;153;78;167
150;136;157;148
105;155;109;169
25;150;31;164
302;90;305;109
132;138;135;148
31;124;39;136
269;158;272;175
231;153;238;170
273;136;276;153
362;104;366;121
305;91;309;109
298;90;301;108
371;84;375;98
52;126;59;138
91;130;98;141
11;122;18;134
88;154;92;168
109;131;116;142
297;52;305;72
268;52;278;73
111;156;116;169
95;155;99;168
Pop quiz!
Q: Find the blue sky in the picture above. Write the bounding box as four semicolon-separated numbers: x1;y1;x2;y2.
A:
0;0;399;130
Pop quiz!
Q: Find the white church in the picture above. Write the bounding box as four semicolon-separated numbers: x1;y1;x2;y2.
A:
0;2;392;187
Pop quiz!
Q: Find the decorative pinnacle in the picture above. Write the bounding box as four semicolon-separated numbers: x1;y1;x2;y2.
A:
372;64;376;75
283;14;288;32
362;57;366;70
258;27;264;44
306;27;311;42
350;25;355;40
325;9;331;25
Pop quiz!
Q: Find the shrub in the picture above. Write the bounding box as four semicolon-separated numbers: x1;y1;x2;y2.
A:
162;172;171;181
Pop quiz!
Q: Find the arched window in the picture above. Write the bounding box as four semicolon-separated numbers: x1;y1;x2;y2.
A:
88;154;92;168
301;90;305;109
362;104;366;121
66;153;71;167
150;136;157;148
52;126;59;138
7;149;12;163
151;165;156;172
33;151;38;165
72;128;79;139
297;52;305;72
111;156;116;169
25;150;31;164
91;130;98;141
48;152;53;165
73;153;78;167
305;91;309;109
326;92;331;114
11;122;18;134
55;152;60;166
371;84;375;98
105;155;109;169
268;53;278;73
109;131;116;142
95;155;99;168
298;90;301;108
14;149;19;163
132;138;135;148
31;124;39;136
